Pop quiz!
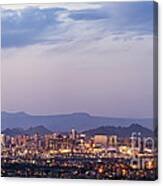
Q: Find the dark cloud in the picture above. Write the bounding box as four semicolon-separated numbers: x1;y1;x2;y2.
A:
1;2;155;48
1;7;66;48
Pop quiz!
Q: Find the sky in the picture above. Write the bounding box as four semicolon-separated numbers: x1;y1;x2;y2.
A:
1;2;156;118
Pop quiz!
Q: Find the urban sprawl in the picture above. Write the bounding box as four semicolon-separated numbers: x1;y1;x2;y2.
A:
1;128;157;180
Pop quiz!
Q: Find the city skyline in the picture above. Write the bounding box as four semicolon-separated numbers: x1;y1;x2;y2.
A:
1;1;158;180
1;124;157;180
1;2;155;118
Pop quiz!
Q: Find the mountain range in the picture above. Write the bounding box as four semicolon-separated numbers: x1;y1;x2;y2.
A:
2;124;153;137
83;124;154;137
1;111;153;132
2;125;51;136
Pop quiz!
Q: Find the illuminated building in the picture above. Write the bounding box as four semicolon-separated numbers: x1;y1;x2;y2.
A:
0;134;6;147
71;129;77;140
109;135;117;146
94;135;108;146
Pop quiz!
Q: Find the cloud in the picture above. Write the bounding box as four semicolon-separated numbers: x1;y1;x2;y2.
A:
1;7;66;48
1;3;102;11
69;9;109;20
1;2;154;49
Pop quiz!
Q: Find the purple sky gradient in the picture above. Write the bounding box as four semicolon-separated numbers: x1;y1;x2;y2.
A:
1;2;155;118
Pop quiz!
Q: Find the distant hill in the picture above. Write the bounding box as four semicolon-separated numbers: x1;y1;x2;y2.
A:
83;124;153;137
2;124;153;138
1;111;153;132
2;125;52;137
2;128;25;136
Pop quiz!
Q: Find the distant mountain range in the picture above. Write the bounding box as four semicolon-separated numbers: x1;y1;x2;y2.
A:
2;125;51;137
83;124;154;137
1;111;153;132
2;124;153;137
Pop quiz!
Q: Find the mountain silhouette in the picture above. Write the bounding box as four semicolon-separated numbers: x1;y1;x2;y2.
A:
83;123;153;137
1;111;153;132
2;124;153;138
2;125;52;136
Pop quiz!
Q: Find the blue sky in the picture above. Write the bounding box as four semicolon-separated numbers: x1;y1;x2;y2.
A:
1;2;156;118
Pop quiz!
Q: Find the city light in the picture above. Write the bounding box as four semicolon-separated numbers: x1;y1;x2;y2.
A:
1;130;157;180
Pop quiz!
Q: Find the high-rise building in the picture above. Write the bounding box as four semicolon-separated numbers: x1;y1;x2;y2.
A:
71;129;77;140
94;135;108;146
109;135;117;146
0;134;6;147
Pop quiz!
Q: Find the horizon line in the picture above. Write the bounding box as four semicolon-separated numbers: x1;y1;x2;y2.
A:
1;110;154;120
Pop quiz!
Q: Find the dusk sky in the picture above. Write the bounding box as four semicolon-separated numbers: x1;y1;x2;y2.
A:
1;2;154;118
